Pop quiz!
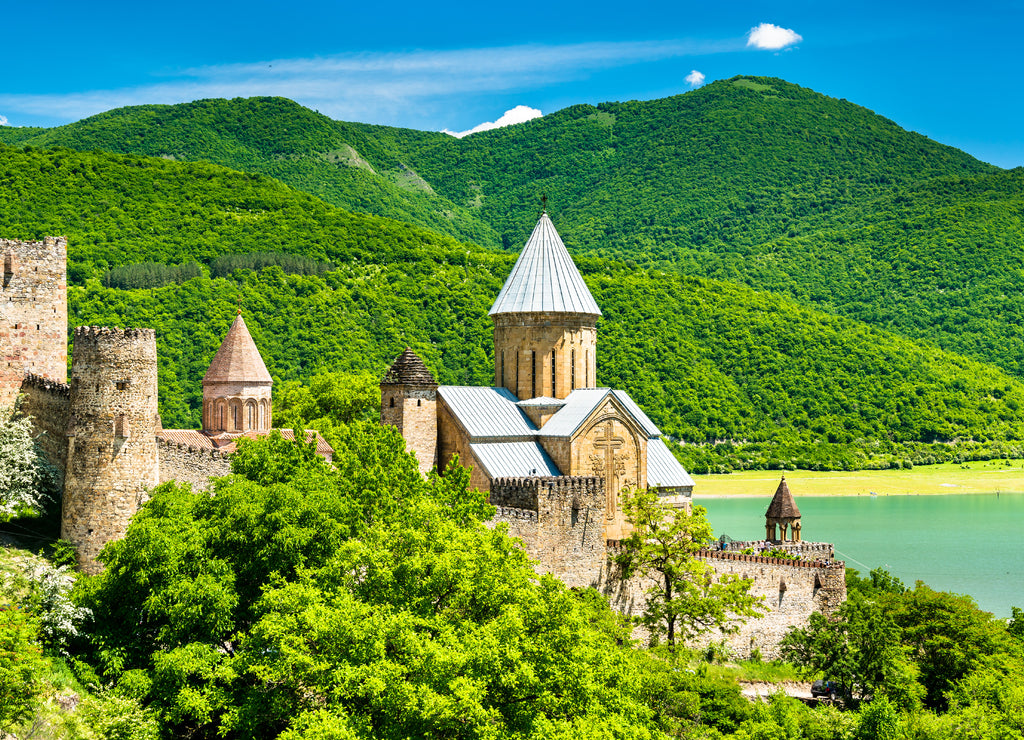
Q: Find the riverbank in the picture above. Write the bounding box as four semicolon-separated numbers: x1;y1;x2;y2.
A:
692;458;1024;497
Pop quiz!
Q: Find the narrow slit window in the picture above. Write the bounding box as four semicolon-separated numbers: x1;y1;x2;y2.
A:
551;351;556;397
531;351;536;398
571;349;576;391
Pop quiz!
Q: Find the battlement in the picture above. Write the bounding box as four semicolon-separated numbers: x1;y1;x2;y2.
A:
72;326;156;342
22;371;70;397
0;236;67;261
722;540;835;560
693;548;844;571
490;475;602;511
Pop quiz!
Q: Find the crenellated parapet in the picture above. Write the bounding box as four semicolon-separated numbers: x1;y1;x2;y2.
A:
156;437;232;492
22;371;71;397
694;548;843;570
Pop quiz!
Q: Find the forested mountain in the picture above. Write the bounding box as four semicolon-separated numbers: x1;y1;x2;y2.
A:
5;77;1023;379
3;142;1024;471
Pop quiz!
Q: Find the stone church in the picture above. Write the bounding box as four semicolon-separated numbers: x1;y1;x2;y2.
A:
381;213;693;540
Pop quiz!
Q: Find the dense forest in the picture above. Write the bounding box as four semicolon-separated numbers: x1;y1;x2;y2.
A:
2;135;1024;469
5;77;1024;378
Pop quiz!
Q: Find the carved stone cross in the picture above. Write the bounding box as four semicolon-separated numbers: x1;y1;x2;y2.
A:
593;420;625;518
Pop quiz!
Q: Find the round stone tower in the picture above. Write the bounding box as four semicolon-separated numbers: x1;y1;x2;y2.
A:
490;213;601;400
62;327;159;573
202;312;273;434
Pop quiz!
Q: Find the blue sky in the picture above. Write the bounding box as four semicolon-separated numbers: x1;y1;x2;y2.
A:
2;0;1022;167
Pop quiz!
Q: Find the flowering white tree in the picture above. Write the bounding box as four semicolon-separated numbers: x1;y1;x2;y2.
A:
0;406;57;520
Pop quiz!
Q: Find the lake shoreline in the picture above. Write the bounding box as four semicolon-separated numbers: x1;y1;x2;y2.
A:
689;459;1024;497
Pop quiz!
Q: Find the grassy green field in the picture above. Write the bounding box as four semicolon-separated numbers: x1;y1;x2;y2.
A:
691;459;1024;497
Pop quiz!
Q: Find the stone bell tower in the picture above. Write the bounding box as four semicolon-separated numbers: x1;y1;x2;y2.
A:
766;476;802;542
380;348;437;475
490;212;601;401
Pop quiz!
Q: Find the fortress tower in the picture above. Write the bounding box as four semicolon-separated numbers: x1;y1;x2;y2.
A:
62;327;159;573
381;348;438;475
202;312;273;434
490;213;600;400
0;237;68;407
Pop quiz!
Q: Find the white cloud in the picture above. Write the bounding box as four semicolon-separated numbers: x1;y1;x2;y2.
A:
685;70;706;88
0;38;739;127
746;23;803;50
0;115;7;126
443;105;543;138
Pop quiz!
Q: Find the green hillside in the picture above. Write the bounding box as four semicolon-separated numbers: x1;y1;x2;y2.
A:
0;142;1020;465
0;98;498;247
8;78;1024;379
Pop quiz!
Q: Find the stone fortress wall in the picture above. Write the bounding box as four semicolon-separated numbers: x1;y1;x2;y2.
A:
20;372;70;481
157;438;232;492
489;476;606;589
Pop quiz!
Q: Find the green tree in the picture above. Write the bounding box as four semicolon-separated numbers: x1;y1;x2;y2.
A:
0;609;49;731
781;591;923;709
0;405;59;520
615;489;763;648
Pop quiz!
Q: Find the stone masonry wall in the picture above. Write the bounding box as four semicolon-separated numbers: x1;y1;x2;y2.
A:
437;397;489;491
157;438;232;492
20;372;70;480
0;237;68;408
601;547;845;659
724;541;835;560
63;327;160;573
491;476;605;589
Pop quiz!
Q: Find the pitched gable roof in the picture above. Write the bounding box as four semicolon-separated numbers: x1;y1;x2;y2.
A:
437;386;538;440
489;213;602;317
203;313;272;385
766;477;801;519
539;388;661;439
382;348;437;386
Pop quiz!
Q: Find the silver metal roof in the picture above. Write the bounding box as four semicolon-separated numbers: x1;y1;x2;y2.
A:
538;387;661;439
610;390;662;437
470;442;562;478
438;386;538;440
516;396;566;408
537;388;609;438
489;213;602;317
647;437;695;489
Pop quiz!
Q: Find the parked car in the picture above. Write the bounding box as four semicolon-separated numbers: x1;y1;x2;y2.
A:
811;679;845;700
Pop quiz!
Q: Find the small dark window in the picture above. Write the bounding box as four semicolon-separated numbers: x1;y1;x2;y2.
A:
36;324;40;331
417;399;422;407
551;350;556;397
115;380;130;391
531;351;536;398
571;507;579;527
389;397;395;408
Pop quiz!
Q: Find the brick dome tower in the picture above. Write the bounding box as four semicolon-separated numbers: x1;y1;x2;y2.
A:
62;327;159;573
380;348;437;475
202;312;273;434
490;213;601;400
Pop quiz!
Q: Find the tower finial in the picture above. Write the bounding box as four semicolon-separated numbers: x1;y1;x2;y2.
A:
541;193;548;214
237;295;242;315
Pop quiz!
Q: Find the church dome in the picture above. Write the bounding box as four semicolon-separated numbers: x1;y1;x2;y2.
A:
489;213;602;317
203;313;272;385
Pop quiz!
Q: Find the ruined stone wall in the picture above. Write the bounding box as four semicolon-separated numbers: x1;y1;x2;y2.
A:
493;312;597;400
601;547;845;659
63;327;160;573
0;238;68;408
157;438;232;492
20;372;70;479
490;505;539;553
436;397;489;491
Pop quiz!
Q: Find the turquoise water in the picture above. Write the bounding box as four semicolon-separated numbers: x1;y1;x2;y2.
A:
697;493;1024;618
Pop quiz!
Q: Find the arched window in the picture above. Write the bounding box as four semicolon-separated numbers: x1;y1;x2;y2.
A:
247;402;256;430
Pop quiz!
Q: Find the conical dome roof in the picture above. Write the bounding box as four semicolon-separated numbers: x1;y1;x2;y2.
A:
382;348;436;386
203;313;272;385
489;213;601;317
766;476;801;519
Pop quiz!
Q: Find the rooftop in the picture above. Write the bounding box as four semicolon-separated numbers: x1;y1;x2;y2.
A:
203;313;272;385
382;348;437;386
489;213;602;317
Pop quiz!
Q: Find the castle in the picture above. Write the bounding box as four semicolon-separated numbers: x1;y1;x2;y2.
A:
1;237;330;573
381;214;846;656
3;221;844;655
